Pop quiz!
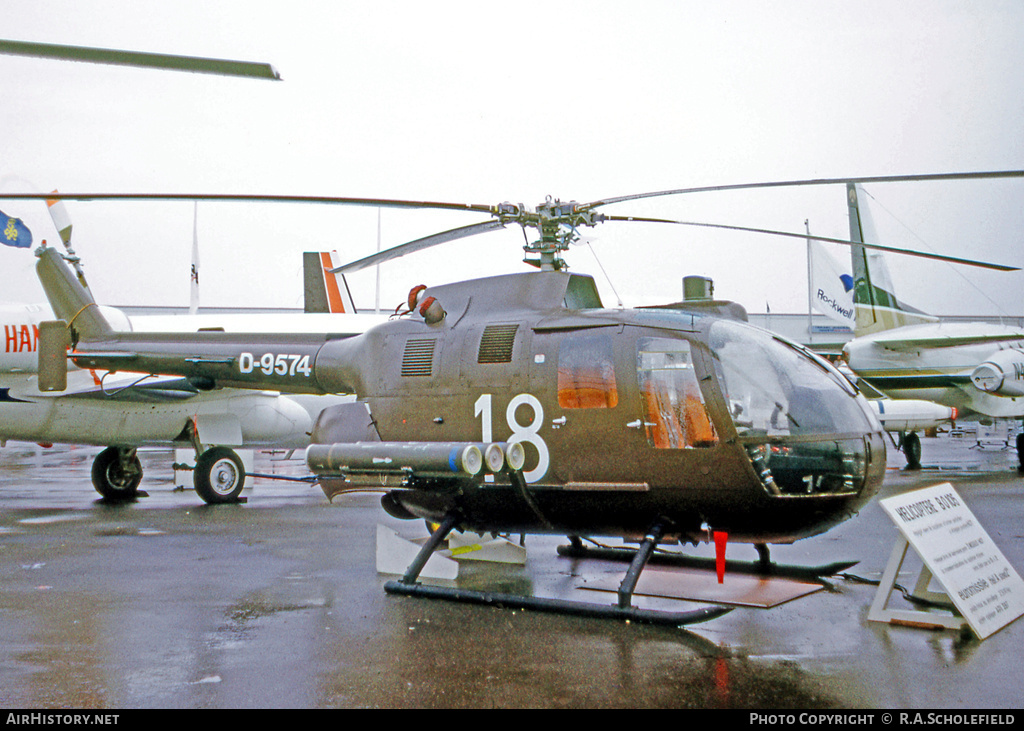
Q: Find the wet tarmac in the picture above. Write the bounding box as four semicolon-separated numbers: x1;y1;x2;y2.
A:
0;434;1022;709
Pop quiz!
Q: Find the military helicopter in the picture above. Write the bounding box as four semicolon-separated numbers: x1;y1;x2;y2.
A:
17;171;1022;626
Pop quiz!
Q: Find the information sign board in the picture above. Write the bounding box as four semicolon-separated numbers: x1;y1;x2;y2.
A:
878;483;1024;639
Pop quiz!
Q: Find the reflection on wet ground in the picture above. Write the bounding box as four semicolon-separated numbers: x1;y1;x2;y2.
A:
0;434;1021;708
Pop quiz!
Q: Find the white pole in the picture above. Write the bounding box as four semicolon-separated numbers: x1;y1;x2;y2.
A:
190;202;200;315
375;208;382;314
805;219;812;344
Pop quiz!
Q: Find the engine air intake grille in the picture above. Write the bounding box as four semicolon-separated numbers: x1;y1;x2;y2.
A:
402;338;436;377
478;324;519;364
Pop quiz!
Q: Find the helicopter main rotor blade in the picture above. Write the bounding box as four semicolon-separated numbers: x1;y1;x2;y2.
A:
5;172;1021;273
0;39;281;80
586;170;1024;210
604;214;1019;272
329;219;508;274
0;192;495;214
7;171;1023;216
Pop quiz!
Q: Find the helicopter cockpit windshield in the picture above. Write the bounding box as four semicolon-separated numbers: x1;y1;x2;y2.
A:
708;320;877;497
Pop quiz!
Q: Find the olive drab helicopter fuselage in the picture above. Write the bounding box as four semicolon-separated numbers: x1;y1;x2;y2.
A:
37;243;886;546
305;269;888;546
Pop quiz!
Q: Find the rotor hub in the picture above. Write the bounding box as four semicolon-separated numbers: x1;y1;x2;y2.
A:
504;197;605;271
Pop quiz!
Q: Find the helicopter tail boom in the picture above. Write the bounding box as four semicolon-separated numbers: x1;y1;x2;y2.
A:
34;245;365;395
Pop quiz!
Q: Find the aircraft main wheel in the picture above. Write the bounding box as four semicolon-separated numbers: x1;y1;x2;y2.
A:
1017;433;1024;472
904;432;922;470
92;446;143;501
194;447;246;504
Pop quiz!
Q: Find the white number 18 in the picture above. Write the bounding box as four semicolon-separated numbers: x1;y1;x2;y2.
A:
474;393;549;482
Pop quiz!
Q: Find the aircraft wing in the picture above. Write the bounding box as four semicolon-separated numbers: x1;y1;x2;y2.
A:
10;373;206;403
53;376;206;403
857;371;973;390
871;331;1024;351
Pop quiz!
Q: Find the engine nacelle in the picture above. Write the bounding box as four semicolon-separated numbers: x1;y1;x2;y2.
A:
971;349;1024;397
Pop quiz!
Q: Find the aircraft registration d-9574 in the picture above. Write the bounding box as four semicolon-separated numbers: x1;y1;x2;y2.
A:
19;172;1021;625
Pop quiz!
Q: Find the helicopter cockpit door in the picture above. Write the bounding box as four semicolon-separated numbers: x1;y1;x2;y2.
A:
529;330;631;484
636;336;719;450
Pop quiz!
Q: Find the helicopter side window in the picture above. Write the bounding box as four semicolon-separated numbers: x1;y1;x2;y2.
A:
637;337;718;449
557;334;619;409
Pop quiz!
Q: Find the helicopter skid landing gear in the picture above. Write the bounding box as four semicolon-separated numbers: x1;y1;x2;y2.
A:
557;541;857;580
383;514;732;627
755;543;772;573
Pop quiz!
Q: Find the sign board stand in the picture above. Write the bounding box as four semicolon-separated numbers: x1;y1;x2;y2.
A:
869;535;967;632
869;483;1024;640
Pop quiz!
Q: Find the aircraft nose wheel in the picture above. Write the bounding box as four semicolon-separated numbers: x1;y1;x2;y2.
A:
193;447;247;504
91;446;143;501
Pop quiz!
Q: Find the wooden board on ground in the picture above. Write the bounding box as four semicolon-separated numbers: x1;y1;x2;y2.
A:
578;565;823;608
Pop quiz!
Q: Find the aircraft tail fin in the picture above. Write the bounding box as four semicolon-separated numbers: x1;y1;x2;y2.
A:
304;251;356;313
35;245;114;342
848;183;937;336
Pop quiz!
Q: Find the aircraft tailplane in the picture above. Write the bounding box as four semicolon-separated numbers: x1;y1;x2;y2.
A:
847;183;937;336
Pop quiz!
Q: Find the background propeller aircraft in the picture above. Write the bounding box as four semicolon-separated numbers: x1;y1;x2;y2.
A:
840;183;1024;470
18;173;1020;624
806;195;958;465
1;201;382;502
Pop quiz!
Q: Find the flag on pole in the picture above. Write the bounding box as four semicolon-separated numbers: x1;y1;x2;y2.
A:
1;211;32;248
809;240;855;326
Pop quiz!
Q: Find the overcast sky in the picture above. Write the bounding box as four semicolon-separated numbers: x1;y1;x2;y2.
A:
2;0;1023;318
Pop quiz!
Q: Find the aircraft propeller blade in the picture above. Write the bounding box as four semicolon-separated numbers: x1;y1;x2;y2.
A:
0;39;280;80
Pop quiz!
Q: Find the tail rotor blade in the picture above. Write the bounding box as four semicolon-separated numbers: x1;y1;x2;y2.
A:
44;190;92;290
45;193;73;246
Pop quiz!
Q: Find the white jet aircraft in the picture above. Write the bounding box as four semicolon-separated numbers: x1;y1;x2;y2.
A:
840;183;1024;469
